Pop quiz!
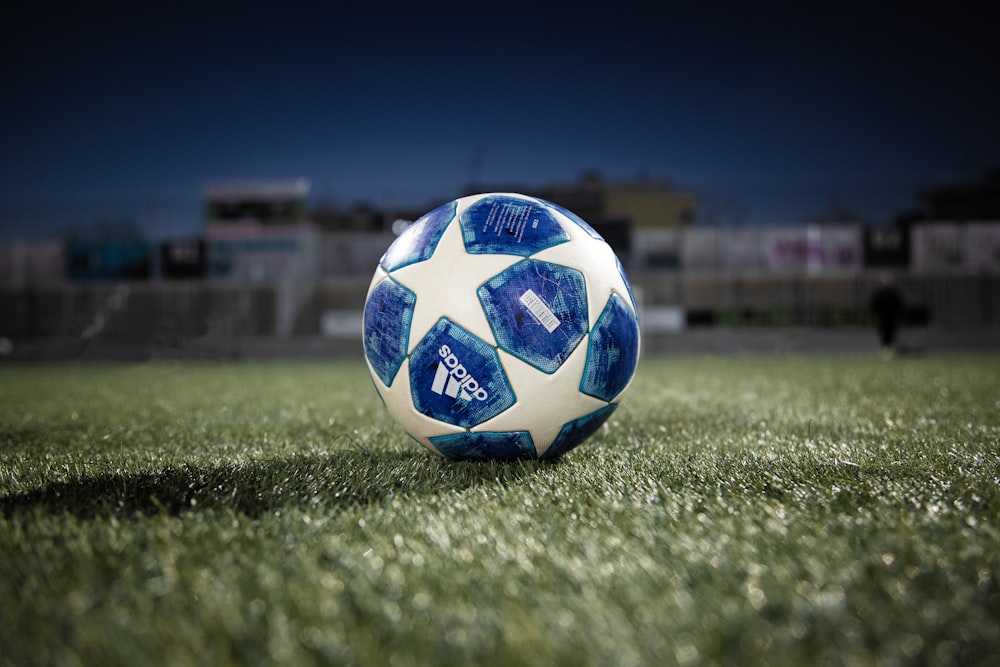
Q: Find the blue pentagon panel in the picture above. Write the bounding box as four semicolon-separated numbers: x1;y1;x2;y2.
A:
478;259;588;373
538;197;604;240
430;431;536;461
617;257;639;316
460;194;569;256
542;404;618;460
363;278;417;386
581;293;640;402
409;318;516;428
380;200;456;271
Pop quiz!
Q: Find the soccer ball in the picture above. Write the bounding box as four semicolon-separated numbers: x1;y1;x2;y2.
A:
363;192;640;460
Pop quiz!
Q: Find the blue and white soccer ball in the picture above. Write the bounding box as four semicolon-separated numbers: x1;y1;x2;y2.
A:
363;192;640;460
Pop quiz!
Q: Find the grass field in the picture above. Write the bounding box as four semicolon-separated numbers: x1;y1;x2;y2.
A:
1;354;998;666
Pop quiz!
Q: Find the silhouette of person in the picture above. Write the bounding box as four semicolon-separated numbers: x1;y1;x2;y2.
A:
869;273;904;356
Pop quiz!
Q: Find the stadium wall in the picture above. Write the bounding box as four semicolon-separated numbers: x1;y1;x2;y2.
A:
2;221;999;359
1;272;997;361
4;222;999;285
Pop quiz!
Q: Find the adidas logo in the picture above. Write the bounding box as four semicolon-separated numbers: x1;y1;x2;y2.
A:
432;344;489;401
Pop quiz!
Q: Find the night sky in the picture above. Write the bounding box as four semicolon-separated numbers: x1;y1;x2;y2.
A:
2;1;999;239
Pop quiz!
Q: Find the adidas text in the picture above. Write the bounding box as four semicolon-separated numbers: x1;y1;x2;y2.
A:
432;344;489;401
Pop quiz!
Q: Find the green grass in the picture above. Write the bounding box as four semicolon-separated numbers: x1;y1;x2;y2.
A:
1;355;998;666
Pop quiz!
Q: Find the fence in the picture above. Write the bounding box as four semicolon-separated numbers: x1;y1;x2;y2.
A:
1;271;997;360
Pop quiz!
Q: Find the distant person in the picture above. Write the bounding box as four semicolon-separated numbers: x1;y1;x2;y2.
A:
869;274;905;356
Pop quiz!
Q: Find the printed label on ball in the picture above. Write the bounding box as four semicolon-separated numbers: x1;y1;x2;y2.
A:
460;195;569;256
519;289;560;332
482;200;535;243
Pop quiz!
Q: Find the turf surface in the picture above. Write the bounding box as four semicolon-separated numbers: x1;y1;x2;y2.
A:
1;355;998;666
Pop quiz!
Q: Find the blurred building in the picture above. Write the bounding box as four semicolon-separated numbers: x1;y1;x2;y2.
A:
863;225;910;269
159;238;208;279
675;225;863;274
312;201;386;233
202;180;317;336
2;172;999;359
205;179;311;229
203;179;316;285
65;238;152;282
920;167;1000;221
911;222;1000;273
0;242;64;287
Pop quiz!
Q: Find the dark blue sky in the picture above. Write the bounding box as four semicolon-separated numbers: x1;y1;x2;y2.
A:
2;1;999;239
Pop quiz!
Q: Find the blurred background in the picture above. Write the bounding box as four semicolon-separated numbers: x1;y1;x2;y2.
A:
1;1;998;360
